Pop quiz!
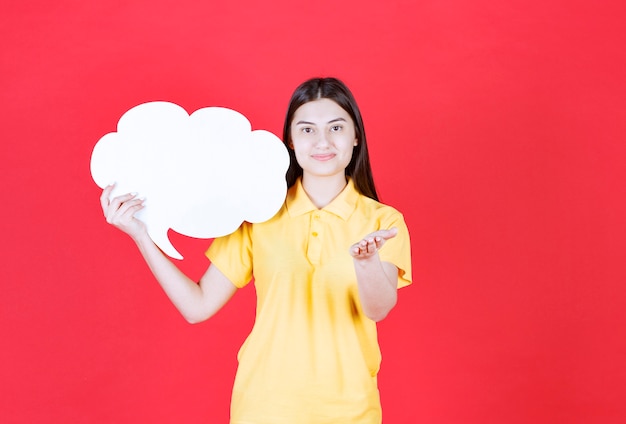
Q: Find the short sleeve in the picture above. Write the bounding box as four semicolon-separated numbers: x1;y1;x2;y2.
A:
205;222;254;288
378;211;412;289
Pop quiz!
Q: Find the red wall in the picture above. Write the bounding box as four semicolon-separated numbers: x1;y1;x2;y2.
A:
2;1;625;422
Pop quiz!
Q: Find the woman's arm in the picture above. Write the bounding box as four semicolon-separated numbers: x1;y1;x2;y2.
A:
350;228;399;322
100;185;237;324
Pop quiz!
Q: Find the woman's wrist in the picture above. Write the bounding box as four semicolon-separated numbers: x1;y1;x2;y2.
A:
132;229;153;247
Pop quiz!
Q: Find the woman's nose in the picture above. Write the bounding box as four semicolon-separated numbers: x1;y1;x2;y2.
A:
315;132;330;147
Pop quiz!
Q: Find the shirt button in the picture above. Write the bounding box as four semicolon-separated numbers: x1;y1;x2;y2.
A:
312;231;318;237
314;214;320;219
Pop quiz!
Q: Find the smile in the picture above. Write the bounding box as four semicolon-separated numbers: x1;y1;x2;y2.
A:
311;153;336;161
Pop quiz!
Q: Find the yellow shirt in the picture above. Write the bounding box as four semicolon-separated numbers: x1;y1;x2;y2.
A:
206;178;412;424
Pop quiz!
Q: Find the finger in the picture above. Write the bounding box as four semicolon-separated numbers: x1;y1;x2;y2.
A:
106;197;142;224
99;184;115;213
119;201;145;222
358;238;373;255
367;238;376;254
114;197;144;219
359;239;370;254
108;192;139;212
109;204;144;228
377;227;398;241
350;241;365;257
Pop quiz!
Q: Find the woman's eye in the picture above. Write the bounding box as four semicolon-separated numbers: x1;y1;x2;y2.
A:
302;127;313;134
331;125;342;132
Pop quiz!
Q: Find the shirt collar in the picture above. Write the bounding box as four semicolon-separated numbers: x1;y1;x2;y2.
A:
286;178;359;220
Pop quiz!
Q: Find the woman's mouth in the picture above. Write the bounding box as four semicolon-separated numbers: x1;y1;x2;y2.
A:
311;153;335;161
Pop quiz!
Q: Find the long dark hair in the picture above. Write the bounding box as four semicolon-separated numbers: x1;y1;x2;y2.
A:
282;77;379;201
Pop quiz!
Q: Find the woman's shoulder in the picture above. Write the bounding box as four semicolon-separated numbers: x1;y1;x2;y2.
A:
246;200;289;229
356;193;405;221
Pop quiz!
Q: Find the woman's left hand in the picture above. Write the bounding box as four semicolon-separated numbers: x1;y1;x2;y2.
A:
350;227;398;260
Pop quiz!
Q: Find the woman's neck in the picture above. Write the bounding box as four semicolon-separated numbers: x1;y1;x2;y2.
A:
301;174;348;209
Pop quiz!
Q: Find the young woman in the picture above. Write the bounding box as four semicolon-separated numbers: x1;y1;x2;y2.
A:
101;77;412;423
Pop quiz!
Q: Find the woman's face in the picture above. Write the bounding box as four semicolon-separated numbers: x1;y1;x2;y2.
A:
290;98;357;182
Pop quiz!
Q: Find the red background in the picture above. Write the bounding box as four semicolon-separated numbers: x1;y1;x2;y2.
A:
2;1;625;422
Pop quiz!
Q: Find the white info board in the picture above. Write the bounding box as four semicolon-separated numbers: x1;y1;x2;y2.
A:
91;101;289;259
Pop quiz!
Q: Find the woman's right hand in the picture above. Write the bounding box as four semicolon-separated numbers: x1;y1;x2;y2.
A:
100;184;147;241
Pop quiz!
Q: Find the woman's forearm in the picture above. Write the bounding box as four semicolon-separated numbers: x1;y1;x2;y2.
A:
353;256;398;322
133;232;236;324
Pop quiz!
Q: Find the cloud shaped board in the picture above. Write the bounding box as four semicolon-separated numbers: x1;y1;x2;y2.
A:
91;101;289;259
